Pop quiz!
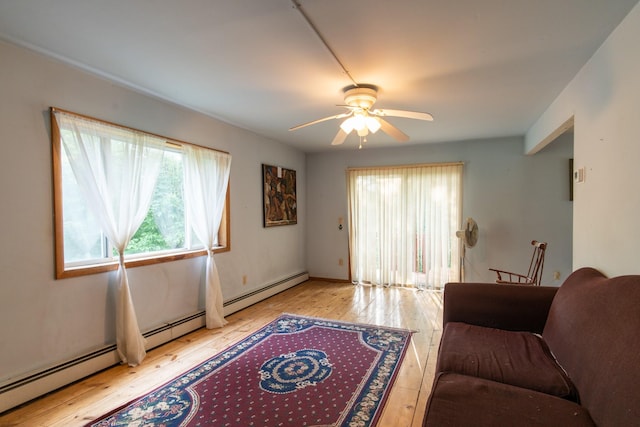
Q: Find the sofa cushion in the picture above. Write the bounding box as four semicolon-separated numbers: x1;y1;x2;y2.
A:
437;322;576;400
423;372;595;427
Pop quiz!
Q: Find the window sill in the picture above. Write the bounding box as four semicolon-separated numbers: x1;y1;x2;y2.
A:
56;246;229;279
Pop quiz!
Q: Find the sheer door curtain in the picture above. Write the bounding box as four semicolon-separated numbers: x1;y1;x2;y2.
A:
347;163;462;290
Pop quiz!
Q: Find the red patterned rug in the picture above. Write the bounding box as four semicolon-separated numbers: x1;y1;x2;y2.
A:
86;314;413;426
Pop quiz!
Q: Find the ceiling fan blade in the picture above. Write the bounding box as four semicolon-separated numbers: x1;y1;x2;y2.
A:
335;104;362;111
379;118;410;142
289;112;352;131
331;129;349;145
373;108;434;121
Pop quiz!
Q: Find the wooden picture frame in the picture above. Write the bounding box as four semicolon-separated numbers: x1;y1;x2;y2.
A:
262;164;297;227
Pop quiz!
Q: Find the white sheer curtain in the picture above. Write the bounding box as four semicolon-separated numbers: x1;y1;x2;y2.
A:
347;163;462;289
53;111;165;366
183;145;232;329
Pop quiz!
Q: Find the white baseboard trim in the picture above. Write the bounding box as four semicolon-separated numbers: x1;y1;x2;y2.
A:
0;272;308;414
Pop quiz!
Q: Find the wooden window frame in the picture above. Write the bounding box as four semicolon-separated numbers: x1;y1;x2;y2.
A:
51;107;230;279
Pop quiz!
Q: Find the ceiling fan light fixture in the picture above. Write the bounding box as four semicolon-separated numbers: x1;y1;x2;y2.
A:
340;113;380;136
356;127;369;137
340;117;355;133
366;116;381;133
352;114;367;131
341;114;366;133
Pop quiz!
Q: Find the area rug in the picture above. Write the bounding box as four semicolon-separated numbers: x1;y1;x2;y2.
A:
86;314;413;427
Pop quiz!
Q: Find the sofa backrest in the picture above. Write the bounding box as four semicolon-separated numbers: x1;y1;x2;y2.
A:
543;267;640;426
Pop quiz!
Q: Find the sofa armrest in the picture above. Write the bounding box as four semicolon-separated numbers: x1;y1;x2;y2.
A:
442;282;559;333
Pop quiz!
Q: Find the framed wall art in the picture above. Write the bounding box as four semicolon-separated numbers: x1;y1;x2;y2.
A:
262;164;297;227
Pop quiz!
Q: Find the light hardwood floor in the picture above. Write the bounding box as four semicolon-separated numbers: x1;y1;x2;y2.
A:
0;280;443;427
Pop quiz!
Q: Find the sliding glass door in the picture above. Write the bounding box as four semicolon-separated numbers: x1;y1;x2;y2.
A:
347;163;462;289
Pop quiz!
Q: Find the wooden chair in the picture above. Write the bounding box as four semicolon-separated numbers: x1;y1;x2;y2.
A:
489;240;547;286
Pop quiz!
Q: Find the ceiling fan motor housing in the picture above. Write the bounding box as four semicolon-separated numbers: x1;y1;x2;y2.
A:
343;84;378;109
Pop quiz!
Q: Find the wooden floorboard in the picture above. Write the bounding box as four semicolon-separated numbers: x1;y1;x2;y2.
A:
0;280;442;427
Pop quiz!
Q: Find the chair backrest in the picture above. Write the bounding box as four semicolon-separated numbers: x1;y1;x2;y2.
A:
543;268;640;426
526;240;546;286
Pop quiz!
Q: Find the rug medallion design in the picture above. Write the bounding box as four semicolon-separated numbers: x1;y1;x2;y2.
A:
86;314;413;427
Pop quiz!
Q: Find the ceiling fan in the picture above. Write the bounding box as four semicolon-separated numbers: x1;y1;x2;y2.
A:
289;84;434;147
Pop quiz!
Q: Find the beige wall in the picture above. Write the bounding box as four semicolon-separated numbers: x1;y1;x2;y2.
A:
0;40;306;385
526;2;640;276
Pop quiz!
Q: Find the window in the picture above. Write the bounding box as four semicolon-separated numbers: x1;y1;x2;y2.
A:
51;108;230;279
347;163;462;289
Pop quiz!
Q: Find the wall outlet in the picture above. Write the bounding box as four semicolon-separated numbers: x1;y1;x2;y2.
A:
553;271;561;281
338;258;344;266
573;167;585;183
242;275;247;285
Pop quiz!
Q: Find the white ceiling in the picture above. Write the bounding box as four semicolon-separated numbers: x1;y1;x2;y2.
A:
0;0;638;152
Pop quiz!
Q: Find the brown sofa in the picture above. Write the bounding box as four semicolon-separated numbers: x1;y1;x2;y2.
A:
422;267;640;427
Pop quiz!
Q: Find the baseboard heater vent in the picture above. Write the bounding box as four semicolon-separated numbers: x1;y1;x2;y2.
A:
224;271;309;308
0;271;308;414
0;345;118;396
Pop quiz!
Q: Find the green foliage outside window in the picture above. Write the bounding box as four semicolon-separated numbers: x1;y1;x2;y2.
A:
126;151;185;255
